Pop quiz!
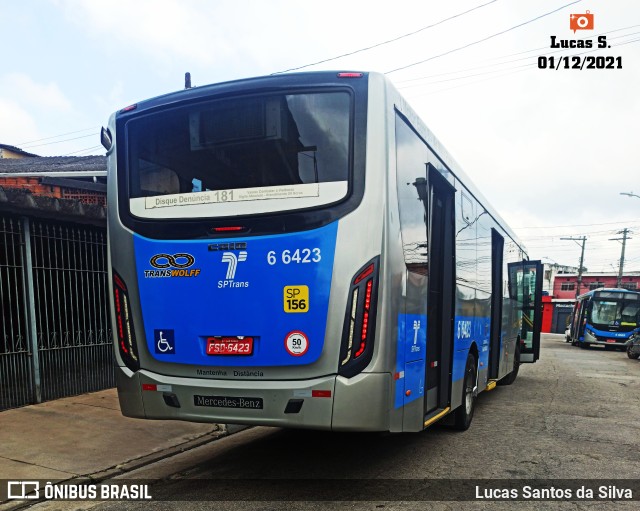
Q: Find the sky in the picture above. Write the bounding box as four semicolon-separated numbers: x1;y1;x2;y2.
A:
1;0;639;275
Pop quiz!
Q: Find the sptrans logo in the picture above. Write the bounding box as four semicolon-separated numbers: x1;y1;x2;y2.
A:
219;251;249;288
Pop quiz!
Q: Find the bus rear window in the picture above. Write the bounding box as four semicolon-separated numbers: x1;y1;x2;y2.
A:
126;92;351;219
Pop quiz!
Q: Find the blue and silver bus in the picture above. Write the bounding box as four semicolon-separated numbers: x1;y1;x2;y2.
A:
103;71;542;432
568;288;640;349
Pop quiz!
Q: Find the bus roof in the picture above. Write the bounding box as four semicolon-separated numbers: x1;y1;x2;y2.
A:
113;70;527;255
577;288;640;300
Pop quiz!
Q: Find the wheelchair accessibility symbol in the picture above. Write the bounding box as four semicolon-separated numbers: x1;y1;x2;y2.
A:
154;329;175;354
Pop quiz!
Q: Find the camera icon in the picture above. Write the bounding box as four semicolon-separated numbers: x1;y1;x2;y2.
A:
570;11;594;33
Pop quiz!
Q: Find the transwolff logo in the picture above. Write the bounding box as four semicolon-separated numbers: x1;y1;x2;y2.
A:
219;251;249;288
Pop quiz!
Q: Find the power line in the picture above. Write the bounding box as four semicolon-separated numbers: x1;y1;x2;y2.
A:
514;219;640;230
385;0;583;74
271;0;499;74
405;65;532;98
396;26;640;89
401;62;533;88
522;227;640;240
65;145;102;156
17;127;99;147
402;35;640;96
21;133;96;149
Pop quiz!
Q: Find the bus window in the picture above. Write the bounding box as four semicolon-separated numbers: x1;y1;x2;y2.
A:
395;113;429;273
126;92;351;219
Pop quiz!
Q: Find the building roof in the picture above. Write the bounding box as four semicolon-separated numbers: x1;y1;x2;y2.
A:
0;143;39;158
0;155;106;176
0;186;106;225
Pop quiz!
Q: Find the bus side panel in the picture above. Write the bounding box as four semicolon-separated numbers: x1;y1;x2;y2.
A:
115;366;145;418
332;373;391;432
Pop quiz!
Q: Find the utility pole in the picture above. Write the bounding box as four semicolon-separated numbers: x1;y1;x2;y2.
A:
561;236;587;298
610;228;631;288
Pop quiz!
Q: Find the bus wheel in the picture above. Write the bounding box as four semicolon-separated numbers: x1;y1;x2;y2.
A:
453;354;477;431
498;342;520;386
627;347;640;359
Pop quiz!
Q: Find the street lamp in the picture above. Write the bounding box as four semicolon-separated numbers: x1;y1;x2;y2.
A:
620;192;640;199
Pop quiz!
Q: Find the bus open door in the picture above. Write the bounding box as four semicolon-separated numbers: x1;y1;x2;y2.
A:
508;260;543;363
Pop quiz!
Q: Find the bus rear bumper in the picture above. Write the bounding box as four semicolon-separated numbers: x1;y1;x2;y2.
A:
115;366;391;431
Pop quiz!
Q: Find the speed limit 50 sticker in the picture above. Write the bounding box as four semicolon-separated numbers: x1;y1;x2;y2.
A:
285;331;309;356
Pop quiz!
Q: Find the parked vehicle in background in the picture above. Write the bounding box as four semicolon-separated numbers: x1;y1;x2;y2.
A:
626;333;640;359
567;288;640;350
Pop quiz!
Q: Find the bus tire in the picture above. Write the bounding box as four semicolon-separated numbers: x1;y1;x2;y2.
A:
452;353;477;431
627;347;640;359
498;342;520;386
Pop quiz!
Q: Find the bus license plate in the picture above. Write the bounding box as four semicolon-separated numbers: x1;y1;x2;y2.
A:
207;337;253;355
606;339;616;343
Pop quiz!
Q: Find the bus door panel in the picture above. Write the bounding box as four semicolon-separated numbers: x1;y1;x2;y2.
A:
507;260;543;362
425;164;455;414
578;300;589;340
488;229;504;380
569;302;579;340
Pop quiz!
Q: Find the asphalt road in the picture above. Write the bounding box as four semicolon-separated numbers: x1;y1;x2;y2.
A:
33;334;640;510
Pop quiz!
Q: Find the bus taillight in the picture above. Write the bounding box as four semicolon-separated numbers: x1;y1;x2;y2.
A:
339;257;380;377
113;271;139;372
354;279;374;358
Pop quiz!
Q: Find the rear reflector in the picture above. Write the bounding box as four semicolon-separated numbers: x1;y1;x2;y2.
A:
337;72;364;78
142;383;173;392
312;390;332;398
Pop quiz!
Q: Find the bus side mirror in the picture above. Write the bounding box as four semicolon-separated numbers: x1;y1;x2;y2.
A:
413;177;428;204
101;127;113;151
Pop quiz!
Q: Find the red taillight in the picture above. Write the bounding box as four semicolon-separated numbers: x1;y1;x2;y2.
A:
113;271;139;371
312;390;332;398
340;257;379;377
353;278;373;358
355;280;373;358
142;384;156;391
114;289;127;354
212;226;245;232
337;72;364;78
354;263;374;285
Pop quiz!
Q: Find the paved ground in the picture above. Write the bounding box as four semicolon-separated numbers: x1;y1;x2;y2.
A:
0;389;225;488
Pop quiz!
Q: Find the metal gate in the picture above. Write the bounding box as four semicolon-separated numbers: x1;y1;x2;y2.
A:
0;216;32;410
0;213;114;410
